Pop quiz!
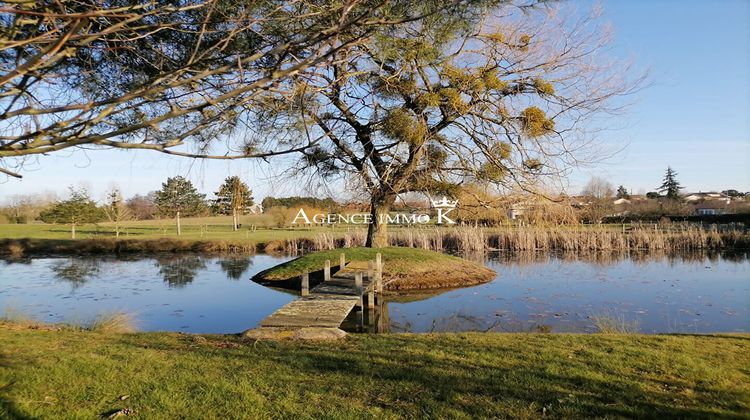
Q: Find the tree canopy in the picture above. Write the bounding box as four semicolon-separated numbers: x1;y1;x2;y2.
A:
0;0;487;179
39;187;105;237
658;167;682;200
213;176;253;215
254;4;640;245
154;176;207;217
261;196;340;211
616;185;629;200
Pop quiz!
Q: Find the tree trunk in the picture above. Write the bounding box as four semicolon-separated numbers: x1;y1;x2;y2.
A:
232;208;238;231
71;223;76;239
115;220;120;238
176;211;181;236
365;196;394;248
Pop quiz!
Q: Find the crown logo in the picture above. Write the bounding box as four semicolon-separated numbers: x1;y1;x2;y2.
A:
430;196;458;209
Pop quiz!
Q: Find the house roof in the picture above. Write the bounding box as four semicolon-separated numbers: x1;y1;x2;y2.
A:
693;200;729;209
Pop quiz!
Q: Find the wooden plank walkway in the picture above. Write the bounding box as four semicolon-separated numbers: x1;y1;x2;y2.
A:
259;255;382;330
259;296;359;328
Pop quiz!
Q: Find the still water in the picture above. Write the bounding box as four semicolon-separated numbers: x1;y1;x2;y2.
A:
1;252;747;334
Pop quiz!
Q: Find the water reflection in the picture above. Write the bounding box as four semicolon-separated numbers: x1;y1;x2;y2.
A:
217;257;253;280
1;250;747;334
154;256;207;288
387;249;750;334
50;258;100;289
477;249;750;267
0;254;294;333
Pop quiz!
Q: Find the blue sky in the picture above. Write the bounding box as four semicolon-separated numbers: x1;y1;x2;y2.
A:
1;0;748;201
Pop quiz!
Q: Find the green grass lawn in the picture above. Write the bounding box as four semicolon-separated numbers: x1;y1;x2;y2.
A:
256;247;495;290
0;216;350;243
258;247;464;279
0;327;747;418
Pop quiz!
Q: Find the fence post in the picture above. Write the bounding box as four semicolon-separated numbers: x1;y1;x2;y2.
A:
301;270;309;297
368;289;375;308
376;252;382;271
324;260;331;281
367;260;374;283
340;253;346;269
355;272;363;308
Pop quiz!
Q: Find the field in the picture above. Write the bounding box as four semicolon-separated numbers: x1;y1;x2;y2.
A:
0;325;747;418
1;215;748;256
0;215;345;243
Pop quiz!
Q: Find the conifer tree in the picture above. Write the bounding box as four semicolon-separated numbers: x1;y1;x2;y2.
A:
214;176;253;231
40;187;104;238
658;167;682;200
154;177;206;235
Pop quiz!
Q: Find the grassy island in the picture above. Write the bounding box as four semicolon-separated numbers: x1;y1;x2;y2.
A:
253;247;496;292
0;325;747;418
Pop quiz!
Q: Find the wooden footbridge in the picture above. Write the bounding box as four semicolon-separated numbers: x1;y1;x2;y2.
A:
259;253;384;331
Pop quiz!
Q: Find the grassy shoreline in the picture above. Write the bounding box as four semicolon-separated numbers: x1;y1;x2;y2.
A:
0;325;747;418
254;247;496;291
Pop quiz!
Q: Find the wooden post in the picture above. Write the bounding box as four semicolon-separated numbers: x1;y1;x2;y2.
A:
340;253;346;269
376;270;382;296
376;252;382;272
367;260;374;283
301;270;309;297
355;272;363;308
368;289;375;308
324;260;331;281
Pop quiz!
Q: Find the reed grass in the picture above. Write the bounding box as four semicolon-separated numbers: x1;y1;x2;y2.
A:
591;313;641;334
1;309;138;333
87;312;137;333
273;225;749;254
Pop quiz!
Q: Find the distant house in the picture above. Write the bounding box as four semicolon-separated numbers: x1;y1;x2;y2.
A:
684;192;731;204
248;203;264;214
613;198;630;205
507;205;525;220
693;200;728;216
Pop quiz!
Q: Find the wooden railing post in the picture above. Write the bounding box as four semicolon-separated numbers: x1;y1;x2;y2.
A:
301;270;309;297
340;253;346;269
367;260;374;282
324;260;331;281
367;289;375;308
354;272;363;308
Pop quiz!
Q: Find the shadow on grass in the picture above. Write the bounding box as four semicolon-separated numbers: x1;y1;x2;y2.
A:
0;353;32;420
281;341;741;418
105;333;749;418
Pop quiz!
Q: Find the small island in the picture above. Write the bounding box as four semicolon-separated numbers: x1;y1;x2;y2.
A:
254;247;495;292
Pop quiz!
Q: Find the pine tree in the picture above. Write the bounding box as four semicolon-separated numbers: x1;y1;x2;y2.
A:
39;187;104;238
214;176;253;231
657;167;682;200
154;176;206;235
616;185;630;199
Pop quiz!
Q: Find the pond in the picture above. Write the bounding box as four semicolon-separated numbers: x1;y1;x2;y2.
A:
1;251;748;334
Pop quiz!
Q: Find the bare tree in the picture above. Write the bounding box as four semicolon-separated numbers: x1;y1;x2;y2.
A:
125;192;157;220
256;5;643;246
581;176;614;200
1;0;459;178
102;187;131;237
580;176;614;223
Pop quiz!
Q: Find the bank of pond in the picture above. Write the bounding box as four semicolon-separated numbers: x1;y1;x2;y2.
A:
1;249;747;334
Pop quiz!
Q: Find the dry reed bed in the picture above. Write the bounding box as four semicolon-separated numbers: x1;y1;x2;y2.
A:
281;226;750;254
